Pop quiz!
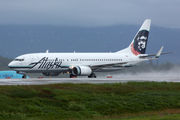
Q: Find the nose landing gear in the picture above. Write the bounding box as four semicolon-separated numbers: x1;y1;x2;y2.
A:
88;73;96;78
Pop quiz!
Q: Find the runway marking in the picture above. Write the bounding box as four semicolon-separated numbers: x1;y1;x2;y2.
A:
0;77;180;85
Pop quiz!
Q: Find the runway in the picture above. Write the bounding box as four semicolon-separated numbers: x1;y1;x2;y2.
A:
0;77;180;85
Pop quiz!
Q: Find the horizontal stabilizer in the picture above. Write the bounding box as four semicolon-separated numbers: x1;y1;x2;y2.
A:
139;47;174;58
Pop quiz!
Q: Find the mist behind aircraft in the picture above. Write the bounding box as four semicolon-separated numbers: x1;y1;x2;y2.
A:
94;64;180;79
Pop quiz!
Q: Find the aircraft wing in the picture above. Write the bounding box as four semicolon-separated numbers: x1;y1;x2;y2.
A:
89;62;128;69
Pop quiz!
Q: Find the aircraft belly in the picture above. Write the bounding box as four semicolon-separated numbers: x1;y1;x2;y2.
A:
14;68;70;73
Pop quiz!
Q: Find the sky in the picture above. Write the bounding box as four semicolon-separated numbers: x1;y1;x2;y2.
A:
0;0;180;28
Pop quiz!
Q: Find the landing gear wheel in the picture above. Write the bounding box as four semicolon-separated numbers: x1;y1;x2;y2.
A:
69;74;77;78
88;73;96;78
22;74;27;79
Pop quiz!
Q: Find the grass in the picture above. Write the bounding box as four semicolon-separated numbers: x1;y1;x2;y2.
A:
0;82;180;119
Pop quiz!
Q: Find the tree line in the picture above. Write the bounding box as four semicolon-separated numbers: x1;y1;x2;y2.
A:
0;55;12;70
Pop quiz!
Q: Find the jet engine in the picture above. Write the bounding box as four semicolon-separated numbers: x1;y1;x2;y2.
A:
42;72;60;76
72;66;92;76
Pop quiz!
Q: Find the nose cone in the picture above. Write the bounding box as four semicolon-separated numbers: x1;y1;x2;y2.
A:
8;61;16;69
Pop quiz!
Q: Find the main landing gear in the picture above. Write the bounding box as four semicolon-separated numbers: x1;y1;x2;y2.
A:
69;72;97;78
88;72;96;78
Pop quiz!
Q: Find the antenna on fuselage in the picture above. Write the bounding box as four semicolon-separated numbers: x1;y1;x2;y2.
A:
46;50;49;53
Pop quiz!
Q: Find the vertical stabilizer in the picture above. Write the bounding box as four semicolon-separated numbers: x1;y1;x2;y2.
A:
116;19;151;55
130;19;151;55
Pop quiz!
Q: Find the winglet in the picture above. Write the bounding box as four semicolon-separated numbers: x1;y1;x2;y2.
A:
154;46;163;58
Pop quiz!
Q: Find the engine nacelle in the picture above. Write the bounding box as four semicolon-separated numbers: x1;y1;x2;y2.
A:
42;72;60;76
72;66;92;76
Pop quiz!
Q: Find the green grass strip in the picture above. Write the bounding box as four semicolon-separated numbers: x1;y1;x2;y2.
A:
0;82;180;119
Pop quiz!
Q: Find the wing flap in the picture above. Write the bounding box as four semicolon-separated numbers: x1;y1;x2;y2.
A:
90;62;127;69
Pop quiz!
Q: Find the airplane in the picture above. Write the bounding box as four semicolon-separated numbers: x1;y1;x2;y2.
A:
8;19;172;78
0;71;29;79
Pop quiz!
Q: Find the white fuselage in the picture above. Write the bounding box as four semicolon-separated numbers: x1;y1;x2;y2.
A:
8;52;147;73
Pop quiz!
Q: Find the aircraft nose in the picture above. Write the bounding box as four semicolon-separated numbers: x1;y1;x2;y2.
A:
8;61;16;69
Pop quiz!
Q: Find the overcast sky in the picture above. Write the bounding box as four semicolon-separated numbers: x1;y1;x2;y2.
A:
0;0;179;28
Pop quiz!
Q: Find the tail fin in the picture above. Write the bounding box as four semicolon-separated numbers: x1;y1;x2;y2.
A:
130;19;151;55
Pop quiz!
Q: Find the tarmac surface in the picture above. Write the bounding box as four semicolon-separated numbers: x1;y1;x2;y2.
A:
0;77;180;85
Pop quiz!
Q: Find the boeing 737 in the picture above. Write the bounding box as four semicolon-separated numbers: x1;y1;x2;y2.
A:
8;19;172;78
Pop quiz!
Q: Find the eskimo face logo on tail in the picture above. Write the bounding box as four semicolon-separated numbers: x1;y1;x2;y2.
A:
137;36;147;51
131;30;149;56
29;57;62;70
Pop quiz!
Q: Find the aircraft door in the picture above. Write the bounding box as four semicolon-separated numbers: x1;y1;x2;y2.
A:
80;58;83;64
78;58;82;64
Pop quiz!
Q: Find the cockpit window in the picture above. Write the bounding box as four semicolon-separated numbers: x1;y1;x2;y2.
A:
14;59;24;61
